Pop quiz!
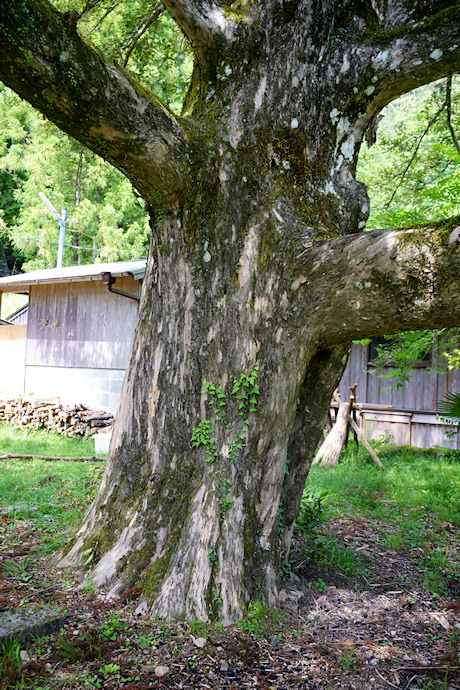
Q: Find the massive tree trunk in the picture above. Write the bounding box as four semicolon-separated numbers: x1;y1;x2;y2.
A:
1;0;460;622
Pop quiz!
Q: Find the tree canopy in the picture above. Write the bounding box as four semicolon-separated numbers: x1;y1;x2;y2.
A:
0;0;192;270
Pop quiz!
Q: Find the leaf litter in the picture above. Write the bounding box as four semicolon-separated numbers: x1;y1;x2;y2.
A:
0;515;459;689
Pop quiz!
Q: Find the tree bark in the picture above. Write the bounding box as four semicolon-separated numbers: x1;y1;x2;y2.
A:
2;0;460;622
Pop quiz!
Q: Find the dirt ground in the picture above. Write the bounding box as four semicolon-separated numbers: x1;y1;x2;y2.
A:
1;515;459;689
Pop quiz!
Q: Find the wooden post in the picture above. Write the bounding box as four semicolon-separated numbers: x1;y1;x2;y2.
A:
347;415;384;468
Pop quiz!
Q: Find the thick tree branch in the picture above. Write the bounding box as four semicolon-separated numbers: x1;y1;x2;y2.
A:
161;0;235;65
308;219;460;347
332;6;460;137
0;0;188;207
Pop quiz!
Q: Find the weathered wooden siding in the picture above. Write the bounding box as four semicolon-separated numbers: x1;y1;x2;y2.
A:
339;343;460;448
340;344;460;413
25;277;140;370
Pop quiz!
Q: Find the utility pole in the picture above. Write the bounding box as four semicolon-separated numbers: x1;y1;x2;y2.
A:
38;192;67;268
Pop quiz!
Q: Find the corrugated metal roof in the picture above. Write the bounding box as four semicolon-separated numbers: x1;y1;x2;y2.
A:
0;260;147;292
5;302;29;324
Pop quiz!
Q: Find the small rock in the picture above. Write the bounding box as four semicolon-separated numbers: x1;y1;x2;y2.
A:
270;635;280;646
279;589;288;603
220;659;229;671
154;665;169;678
72;629;80;636
0;603;67;646
20;650;31;664
140;665;155;674
194;636;207;648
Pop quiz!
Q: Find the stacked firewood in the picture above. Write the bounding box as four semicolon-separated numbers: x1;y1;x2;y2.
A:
0;398;113;437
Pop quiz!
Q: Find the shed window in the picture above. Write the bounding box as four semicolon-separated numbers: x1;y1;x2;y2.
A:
368;337;431;367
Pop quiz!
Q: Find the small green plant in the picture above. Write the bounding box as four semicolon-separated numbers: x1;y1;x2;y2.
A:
295;491;328;535
314;578;327;592
421;548;451;594
236;600;284;636
190;363;261;523
189;620;208;639
81;670;103;688
211;585;223;610
383;532;405;550
279;560;291;579
202;380;226;418
0;635;22;666
99;663;121;679
208;548;218;565
339;651;357;669
190;420;217;462
82;578;96;594
0;635;23;687
136;633;158;650
157;620;175;637
99;613;129;641
236;601;270;635
231;362;260;415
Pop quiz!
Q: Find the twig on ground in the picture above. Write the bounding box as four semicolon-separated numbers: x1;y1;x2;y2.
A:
374;667;402;689
0;453;104;462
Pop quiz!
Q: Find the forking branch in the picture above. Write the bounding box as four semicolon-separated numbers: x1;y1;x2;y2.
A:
161;0;235;65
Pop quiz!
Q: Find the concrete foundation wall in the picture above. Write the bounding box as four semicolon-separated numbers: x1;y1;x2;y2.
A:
359;410;459;450
0;325;26;398
24;365;125;413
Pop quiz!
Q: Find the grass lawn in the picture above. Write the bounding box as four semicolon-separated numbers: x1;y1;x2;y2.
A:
0;423;98;458
0;423;104;554
306;443;459;535
302;443;460;594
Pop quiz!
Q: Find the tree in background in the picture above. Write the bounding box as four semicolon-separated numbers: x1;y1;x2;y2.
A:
357;77;460;385
0;0;192;270
359;77;460;229
0;92;149;268
1;0;460;623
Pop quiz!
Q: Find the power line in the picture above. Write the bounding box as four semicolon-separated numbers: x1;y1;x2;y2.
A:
0;228;147;258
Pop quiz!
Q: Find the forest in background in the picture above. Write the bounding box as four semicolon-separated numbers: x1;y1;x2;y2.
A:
0;0;192;275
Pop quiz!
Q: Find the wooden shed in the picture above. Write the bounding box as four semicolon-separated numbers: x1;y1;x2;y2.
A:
0;260;146;412
339;341;460;449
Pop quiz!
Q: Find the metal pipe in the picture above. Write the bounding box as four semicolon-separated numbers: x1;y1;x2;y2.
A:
100;272;140;302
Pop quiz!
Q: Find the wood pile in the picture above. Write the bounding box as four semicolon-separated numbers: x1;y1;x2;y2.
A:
0;398;113;437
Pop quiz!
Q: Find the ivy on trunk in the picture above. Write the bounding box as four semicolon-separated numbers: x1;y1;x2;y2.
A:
1;0;460;622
